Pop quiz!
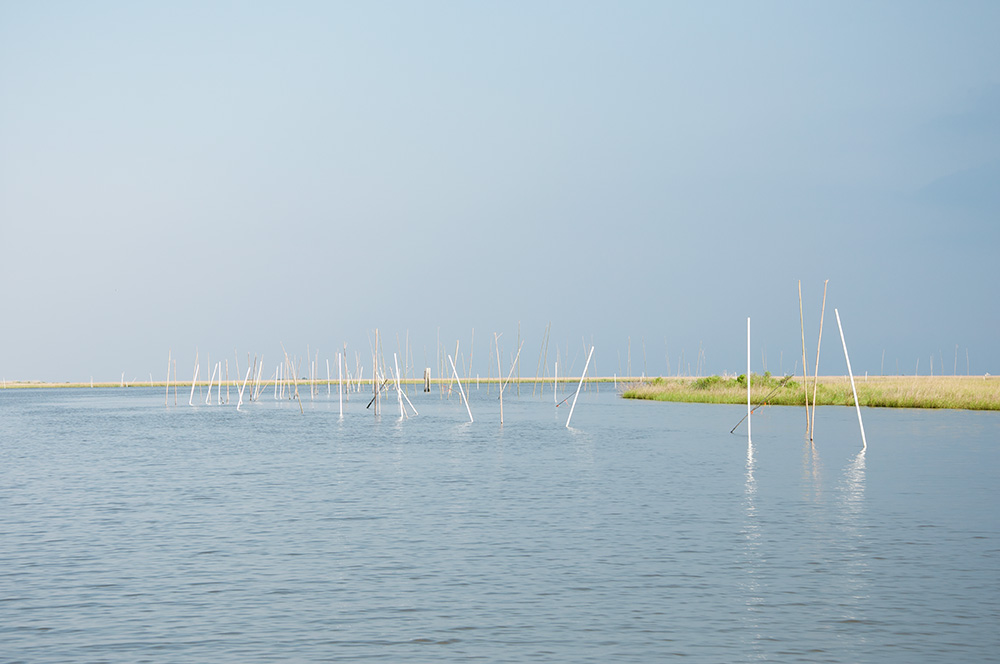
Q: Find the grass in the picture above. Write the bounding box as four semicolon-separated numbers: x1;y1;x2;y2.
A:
622;373;1000;411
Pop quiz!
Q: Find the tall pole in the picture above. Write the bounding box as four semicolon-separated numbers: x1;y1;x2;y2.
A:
835;309;867;452
565;347;594;428
798;280;810;435
810;280;829;441
747;317;752;445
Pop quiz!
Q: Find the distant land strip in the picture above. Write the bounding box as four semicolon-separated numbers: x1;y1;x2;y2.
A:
622;374;1000;411
5;375;999;411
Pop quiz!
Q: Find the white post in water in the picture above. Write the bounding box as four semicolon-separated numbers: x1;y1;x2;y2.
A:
394;353;404;418
448;354;473;423
189;363;199;406
835;309;867;452
747;317;751;444
338;352;343;417
566;346;594;428
236;366;252;411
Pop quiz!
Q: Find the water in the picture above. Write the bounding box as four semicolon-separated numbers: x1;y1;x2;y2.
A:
2;386;998;662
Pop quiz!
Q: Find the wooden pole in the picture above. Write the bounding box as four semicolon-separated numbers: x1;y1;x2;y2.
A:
798;281;810;436
835;309;867;452
810;279;828;441
495;333;503;424
165;350;171;406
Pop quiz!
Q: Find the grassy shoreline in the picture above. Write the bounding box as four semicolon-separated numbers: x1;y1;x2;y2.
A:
622;374;1000;411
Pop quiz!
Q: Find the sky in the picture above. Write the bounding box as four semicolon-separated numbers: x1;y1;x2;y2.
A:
2;1;998;383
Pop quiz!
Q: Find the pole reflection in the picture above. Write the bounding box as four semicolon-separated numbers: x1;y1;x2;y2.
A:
838;449;869;620
741;439;762;650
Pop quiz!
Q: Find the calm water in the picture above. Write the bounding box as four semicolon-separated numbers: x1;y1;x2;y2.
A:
1;385;998;662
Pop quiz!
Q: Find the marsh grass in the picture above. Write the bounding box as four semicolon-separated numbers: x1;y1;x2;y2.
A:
622;374;1000;411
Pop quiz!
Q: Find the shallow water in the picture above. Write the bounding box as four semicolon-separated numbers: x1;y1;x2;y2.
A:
1;386;998;662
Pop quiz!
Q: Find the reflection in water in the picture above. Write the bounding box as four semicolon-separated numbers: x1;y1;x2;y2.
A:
802;438;823;501
741;440;762;652
838;449;869;621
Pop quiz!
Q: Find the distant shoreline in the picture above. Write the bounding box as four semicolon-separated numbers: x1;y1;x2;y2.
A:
622;374;1000;411
4;375;999;411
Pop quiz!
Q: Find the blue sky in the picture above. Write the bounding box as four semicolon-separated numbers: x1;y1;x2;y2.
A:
2;2;998;382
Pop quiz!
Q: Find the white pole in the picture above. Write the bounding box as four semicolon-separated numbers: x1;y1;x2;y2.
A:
205;363;217;404
394;353;404;418
253;357;264;401
448;354;473;423
338;352;343;417
216;362;222;404
835;309;867;452
189;363;199;406
237;366;252;411
566;347;594;428
400;385;419;416
747;317;751;444
554;361;558;404
275;364;281;399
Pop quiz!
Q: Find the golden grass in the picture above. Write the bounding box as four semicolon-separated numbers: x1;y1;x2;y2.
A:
622;375;1000;411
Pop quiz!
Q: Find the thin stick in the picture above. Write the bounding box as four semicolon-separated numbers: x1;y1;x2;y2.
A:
500;341;524;393
730;375;793;433
495;333;503;424
338;351;343;417
165;350;171;406
448;354;473;423
809;280;828;441
835;309;867;452
565;346;594;428
798;280;810;435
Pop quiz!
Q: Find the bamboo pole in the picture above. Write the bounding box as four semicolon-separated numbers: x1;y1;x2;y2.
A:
835;309;867;452
809;280;828;441
565;346;594;428
165;350;171;406
495;333;503;424
338;352;343;417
